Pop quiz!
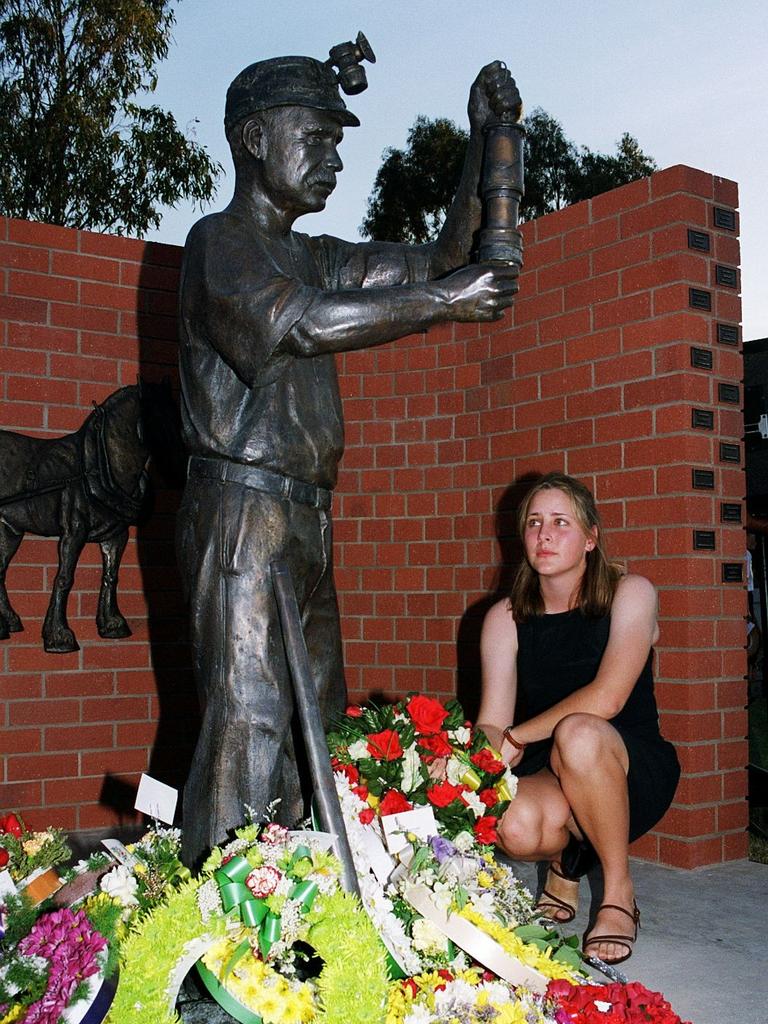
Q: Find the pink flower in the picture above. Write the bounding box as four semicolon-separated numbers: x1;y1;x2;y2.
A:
18;908;106;1023
260;823;289;845
246;865;282;898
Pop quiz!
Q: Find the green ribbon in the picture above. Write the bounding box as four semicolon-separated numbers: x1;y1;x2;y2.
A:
213;854;319;960
164;859;192;885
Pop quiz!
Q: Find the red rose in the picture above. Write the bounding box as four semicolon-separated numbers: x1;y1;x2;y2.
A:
473;815;498;845
346;704;364;717
352;783;369;802
378;790;413;816
418;731;452;758
470;748;505;774
426;780;463;808
358;807;375;824
0;813;23;838
0;847;8;868
406;695;449;735
478;788;498;808
366;729;403;761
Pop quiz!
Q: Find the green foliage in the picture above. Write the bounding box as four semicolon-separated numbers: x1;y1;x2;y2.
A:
361;106;657;241
513;923;586;973
360;115;469;243
0;892;49;1008
1;824;71;881
0;890;38;948
0;0;220;236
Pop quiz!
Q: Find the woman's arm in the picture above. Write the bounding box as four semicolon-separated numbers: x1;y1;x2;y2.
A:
476;598;524;766
506;574;659;746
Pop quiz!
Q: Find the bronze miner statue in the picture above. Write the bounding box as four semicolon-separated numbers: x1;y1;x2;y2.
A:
0;383;165;653
177;32;522;868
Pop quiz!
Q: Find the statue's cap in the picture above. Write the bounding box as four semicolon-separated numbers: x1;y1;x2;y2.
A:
225;56;360;131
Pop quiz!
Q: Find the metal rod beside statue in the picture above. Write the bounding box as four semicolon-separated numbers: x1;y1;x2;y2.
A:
270;561;361;897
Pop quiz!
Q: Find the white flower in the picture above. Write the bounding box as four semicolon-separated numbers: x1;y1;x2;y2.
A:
452;830;476;853
411;917;450;955
404;1006;433;1024
445;755;464;786
400;743;422;794
469;889;496;916
461;789;485;819
100;863;139;907
449;725;471;746
434;978;476;1010
501;766;518;798
347;738;371;760
196;878;223;922
483;980;514;1003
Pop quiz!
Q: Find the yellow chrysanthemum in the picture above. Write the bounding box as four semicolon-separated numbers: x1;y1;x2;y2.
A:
477;870;494;887
496;1003;530;1024
0;1004;26;1024
253;986;284;1021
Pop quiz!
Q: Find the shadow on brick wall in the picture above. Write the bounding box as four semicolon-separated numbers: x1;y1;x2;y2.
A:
133;248;200;812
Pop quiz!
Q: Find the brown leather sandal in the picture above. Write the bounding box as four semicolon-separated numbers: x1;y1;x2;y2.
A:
583;901;640;966
535;862;580;924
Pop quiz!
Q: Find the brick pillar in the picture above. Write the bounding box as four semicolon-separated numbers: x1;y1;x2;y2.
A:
337;165;746;866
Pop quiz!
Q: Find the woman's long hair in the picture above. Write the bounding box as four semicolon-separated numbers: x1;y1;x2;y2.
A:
508;472;624;621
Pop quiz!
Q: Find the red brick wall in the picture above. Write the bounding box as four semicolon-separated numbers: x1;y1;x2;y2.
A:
0;164;747;865
0;219;196;831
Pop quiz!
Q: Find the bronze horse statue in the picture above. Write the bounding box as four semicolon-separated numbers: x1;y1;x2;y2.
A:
0;382;176;653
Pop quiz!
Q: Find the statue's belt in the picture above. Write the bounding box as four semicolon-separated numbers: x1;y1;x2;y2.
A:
187;455;332;511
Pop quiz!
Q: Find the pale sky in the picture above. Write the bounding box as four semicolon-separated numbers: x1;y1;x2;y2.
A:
145;0;768;341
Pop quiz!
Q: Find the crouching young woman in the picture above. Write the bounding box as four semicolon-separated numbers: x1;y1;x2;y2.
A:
477;472;680;965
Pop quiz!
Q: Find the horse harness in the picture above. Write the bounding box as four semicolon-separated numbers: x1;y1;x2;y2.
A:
0;401;148;525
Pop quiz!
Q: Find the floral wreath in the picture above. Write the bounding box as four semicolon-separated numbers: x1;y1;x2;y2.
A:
327;695;517;846
105;826;389;1024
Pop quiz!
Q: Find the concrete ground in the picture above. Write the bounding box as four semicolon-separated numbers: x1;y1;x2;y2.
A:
508;856;768;1024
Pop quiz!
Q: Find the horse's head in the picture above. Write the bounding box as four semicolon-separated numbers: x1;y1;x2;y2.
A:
89;386;150;506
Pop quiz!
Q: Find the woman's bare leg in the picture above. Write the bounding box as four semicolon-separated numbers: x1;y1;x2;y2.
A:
550;713;637;961
496;769;580;922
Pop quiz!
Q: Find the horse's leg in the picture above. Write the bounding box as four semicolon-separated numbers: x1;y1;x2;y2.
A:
97;529;131;639
0;522;25;635
43;519;87;654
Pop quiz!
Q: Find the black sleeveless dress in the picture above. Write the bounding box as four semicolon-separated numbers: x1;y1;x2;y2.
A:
515;609;680;842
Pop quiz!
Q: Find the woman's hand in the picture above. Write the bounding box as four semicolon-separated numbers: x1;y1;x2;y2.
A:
426;756;448;782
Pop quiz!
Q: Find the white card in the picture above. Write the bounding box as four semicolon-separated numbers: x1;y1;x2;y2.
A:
101;838;138;867
135;773;178;824
359;824;397;884
0;869;17;901
381;806;439;855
